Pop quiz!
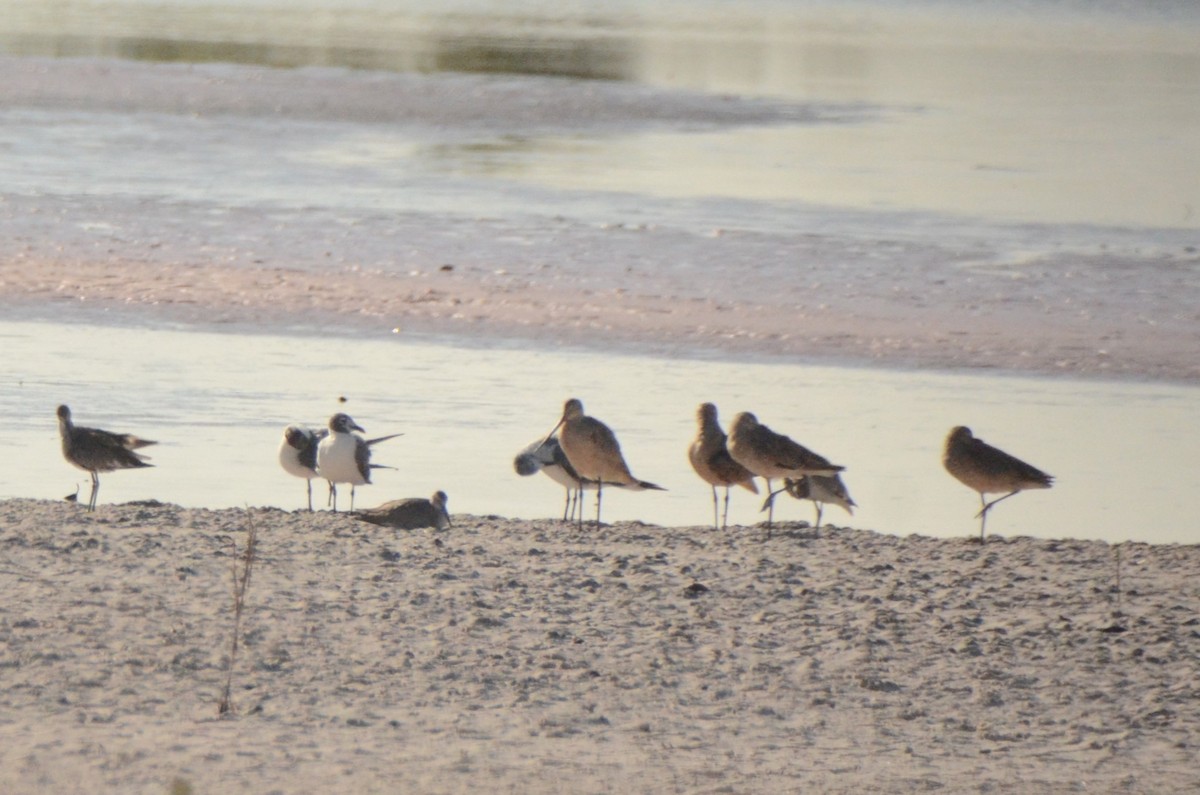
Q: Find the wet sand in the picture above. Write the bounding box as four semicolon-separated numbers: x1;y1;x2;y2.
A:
1;499;1197;793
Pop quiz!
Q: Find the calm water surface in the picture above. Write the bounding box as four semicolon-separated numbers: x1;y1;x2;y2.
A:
0;0;1197;231
2;319;1196;545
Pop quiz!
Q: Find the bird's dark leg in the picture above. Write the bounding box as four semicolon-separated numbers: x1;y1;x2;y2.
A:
814;502;824;529
350;485;356;512
722;486;731;530
330;483;339;512
595;480;604;526
306;479;313;512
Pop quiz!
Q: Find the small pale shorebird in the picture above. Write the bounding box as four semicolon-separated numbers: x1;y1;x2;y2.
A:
56;404;156;511
316;413;402;512
762;474;855;529
278;424;328;511
943;425;1054;540
548;398;665;527
355;490;451;530
726;411;843;535
688;402;758;529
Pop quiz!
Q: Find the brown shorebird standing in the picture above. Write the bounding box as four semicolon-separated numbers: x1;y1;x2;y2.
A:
688;402;758;530
56;404;156;511
726;411;844;536
549;398;666;527
942;425;1054;540
355;491;451;530
762;474;855;529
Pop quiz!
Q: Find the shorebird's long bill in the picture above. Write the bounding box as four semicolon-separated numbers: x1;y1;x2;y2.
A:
540;415;566;447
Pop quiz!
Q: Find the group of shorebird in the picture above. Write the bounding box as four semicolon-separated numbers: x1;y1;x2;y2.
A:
56;398;1054;539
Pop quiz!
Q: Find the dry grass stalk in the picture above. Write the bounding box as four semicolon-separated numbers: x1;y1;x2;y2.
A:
218;510;259;716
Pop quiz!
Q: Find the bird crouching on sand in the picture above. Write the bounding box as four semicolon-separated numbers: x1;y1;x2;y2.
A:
316;412;401;512
943;425;1053;540
56;404;156;511
355;491;452;530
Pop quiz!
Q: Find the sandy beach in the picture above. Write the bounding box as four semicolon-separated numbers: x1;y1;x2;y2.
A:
2;499;1198;793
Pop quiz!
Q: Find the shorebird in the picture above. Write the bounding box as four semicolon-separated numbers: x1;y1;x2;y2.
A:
726;411;843;534
355;491;451;530
943;425;1054;540
688;403;758;529
762;474;855;529
547;398;665;527
56;404;156;511
514;435;588;521
278;424;329;511
315;413;401;512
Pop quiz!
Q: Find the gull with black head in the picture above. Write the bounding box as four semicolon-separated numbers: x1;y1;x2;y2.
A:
278;424;328;511
316;412;401;512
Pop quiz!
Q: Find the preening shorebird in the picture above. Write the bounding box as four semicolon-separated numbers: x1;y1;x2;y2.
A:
515;435;586;522
726;411;843;534
355;490;451;530
316;413;401;512
278;424;328;511
761;474;855;529
547;398;665;527
688;402;758;529
943;425;1053;540
56;404;156;511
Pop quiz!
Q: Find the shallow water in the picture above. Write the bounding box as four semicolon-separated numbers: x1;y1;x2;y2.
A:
3;319;1196;545
0;0;1197;232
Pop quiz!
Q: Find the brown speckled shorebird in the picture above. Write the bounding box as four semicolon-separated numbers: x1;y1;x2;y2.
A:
688;403;758;529
550;398;666;527
726;411;843;536
762;474;855;529
56;404;156;511
355;491;451;530
943;425;1053;540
